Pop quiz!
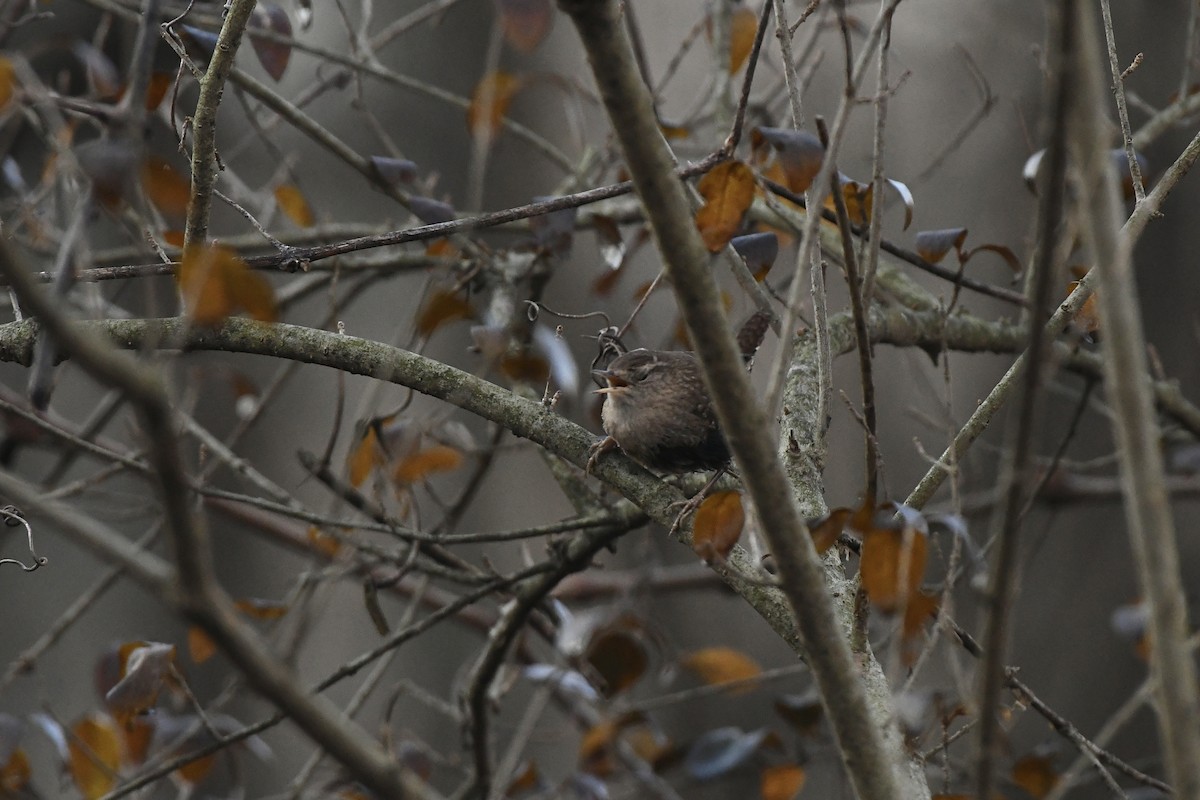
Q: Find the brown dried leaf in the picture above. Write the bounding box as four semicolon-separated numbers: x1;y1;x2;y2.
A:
69;715;121;799
145;71;173;110
761;764;806;800
860;527;928;613
188;627;217;664
963;243;1022;273
497;0;554;53
175;752;217;785
728;5;757;73
416;289;474;336
141;156;190;220
348;425;385;487
467;71;524;142
275;183;315;227
680;646;761;691
0;747;29;794
584;626;647;697
308;525;342;558
393;445;464;484
1012;754;1059;799
178;244;278;325
0;57;16;113
807;507;850;554
696;161;755;252
692;490;745;562
121;716;154;766
249;3;293;81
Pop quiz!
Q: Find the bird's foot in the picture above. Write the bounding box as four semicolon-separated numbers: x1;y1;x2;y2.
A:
586;436;618;474
667;466;728;535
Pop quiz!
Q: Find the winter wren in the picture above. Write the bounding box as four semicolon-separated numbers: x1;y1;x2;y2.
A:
587;349;730;474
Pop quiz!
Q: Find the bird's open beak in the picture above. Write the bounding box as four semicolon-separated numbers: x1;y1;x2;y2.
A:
591;369;628;394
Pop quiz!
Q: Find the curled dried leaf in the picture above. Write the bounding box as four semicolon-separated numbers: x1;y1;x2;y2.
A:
751;127;823;193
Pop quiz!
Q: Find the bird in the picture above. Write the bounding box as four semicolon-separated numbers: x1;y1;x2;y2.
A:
586;349;730;476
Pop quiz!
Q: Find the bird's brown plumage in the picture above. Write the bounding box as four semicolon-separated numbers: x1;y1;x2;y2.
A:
591;349;729;473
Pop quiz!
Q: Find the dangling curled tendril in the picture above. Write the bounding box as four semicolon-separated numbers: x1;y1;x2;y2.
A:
523;301;612;327
0;505;46;572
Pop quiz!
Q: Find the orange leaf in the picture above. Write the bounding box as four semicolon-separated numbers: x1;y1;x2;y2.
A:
141;156;190;219
161;230;185;248
497;0;554;53
275;183;315;227
681;646;761;691
1067;279;1099;336
121;716;154;766
860;527;928;613
308;525;342;558
760;764;806;800
807;507;850;554
692;490;745;562
728;5;757;73
69;715;121;800
696;160;755;252
0;57;16;113
175;752;217;785
0;748;30;794
467;71;523;143
393;444;464;484
178;243;277;325
1012;754;1059;799
348;426;385;487
188;626;217;664
416;289;474;336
